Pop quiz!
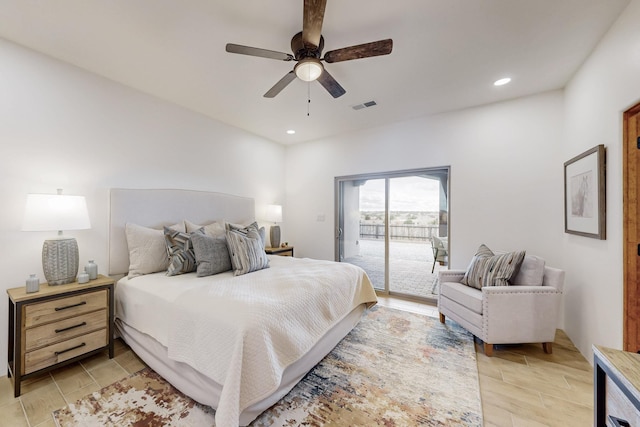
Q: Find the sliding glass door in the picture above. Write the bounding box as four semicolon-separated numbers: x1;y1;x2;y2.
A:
337;178;387;290
336;167;449;299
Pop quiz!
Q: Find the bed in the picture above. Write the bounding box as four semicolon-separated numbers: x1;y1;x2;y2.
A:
108;189;377;427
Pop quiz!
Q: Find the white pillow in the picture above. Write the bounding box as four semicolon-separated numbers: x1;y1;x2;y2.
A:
512;255;545;286
125;222;184;279
185;219;225;238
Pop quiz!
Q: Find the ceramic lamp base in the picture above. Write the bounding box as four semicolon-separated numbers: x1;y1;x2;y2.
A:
270;225;281;249
42;237;79;285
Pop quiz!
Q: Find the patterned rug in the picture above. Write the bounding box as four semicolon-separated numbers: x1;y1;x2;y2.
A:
53;306;482;426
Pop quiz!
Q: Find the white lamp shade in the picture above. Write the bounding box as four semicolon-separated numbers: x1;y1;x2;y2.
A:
22;193;91;232
265;204;283;223
295;58;323;82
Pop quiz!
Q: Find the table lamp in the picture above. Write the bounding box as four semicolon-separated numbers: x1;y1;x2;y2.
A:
265;204;283;249
22;189;91;285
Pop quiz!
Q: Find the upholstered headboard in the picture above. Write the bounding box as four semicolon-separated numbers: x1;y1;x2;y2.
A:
108;188;255;276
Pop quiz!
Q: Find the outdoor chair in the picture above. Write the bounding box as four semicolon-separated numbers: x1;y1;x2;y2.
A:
431;236;448;273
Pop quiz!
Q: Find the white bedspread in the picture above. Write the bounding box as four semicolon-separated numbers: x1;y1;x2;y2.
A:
116;256;377;427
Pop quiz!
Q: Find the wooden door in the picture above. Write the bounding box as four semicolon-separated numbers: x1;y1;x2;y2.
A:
624;103;640;352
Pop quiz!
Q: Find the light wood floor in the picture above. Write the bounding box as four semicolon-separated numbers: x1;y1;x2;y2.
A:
0;296;593;426
377;295;594;427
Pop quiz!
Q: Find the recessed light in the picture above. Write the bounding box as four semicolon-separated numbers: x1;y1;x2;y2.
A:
494;77;511;86
286;129;296;135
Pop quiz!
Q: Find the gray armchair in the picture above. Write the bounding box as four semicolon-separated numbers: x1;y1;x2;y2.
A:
437;255;564;357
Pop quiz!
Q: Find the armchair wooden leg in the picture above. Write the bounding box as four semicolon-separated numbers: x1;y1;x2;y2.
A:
483;342;493;357
542;342;553;354
439;313;445;323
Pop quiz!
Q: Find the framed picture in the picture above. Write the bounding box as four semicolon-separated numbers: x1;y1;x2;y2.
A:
564;144;606;239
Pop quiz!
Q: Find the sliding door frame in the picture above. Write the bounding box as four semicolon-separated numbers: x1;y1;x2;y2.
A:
335;166;451;295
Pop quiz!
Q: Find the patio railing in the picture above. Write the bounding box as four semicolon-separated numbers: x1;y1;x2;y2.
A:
359;223;439;242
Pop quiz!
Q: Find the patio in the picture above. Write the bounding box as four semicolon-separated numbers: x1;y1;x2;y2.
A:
343;239;446;300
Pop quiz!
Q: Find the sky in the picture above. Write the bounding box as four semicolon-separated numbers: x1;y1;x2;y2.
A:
359;176;441;212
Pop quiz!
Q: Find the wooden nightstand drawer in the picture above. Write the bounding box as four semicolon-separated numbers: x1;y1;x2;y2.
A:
25;309;108;352
24;289;107;328
24;328;107;374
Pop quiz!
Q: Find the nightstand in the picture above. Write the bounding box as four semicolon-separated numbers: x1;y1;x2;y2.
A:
7;274;115;397
265;246;294;257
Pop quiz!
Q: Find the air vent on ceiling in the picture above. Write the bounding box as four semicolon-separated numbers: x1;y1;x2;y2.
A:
352;100;377;111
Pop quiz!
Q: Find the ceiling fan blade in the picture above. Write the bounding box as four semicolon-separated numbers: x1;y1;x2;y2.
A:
264;71;297;98
226;43;294;61
324;39;393;63
317;69;346;98
302;0;327;48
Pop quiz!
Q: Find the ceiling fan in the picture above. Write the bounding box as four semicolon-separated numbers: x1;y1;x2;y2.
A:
225;0;393;99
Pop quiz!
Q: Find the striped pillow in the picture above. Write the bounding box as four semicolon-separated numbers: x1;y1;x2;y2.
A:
461;244;526;289
226;229;270;276
164;227;203;276
225;221;267;247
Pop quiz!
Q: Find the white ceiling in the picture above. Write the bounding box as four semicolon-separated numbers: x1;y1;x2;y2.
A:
0;0;630;144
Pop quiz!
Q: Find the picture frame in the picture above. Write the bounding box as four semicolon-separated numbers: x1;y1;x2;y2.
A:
564;144;606;239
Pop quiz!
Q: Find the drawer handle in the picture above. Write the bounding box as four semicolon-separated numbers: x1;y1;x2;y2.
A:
54;301;86;311
55;322;87;333
609;416;631;427
54;342;86;356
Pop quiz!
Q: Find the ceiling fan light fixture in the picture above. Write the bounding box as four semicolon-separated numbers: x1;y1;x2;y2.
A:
295;58;323;82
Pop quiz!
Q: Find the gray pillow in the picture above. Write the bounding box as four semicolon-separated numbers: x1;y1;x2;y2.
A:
191;232;232;277
257;226;266;247
226;229;270;276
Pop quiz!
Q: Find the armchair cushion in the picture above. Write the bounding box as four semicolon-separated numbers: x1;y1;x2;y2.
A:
440;281;483;315
461;244;526;289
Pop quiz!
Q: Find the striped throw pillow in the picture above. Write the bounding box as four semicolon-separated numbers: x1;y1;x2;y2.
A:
225;221;267;247
164;227;203;276
461;244;526;289
226;229;270;276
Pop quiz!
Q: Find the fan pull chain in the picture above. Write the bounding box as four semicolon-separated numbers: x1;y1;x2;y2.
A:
307;82;311;117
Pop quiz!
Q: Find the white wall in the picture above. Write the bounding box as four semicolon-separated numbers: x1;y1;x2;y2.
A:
561;0;640;358
286;90;565;273
0;39;285;376
286;0;640;363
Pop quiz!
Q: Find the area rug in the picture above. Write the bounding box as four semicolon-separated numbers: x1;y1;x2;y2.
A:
53;306;482;426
